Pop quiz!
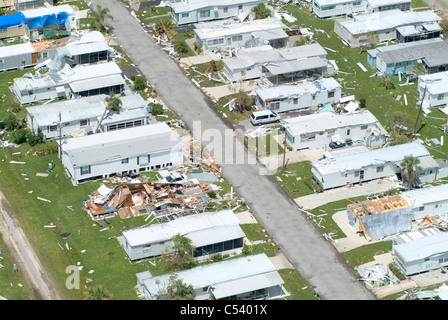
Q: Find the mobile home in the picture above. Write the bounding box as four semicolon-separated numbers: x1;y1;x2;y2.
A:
122;210;245;261
283;110;388;151
60;123;184;185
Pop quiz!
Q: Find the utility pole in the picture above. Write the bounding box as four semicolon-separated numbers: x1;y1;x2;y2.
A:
413;84;426;135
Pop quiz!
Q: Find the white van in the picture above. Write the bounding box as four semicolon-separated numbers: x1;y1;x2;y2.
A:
250;110;281;126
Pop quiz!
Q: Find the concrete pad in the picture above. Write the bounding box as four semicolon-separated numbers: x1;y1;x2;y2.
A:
295;179;398;210
270;252;295;270
236;210;258;224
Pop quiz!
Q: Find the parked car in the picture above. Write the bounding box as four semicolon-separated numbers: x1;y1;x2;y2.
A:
250;110;281;126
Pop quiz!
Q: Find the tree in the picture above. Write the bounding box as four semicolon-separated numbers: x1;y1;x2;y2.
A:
252;3;271;20
400;155;422;190
27;128;44;146
86;284;112;300
165;275;196;300
4;113;19;131
161;234;196;270
87;5;113;32
234;90;254;113
95;93;122;132
11;128;27;144
154;19;174;40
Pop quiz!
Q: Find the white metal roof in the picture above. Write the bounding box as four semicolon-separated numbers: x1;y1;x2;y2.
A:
69;74;125;93
171;0;266;13
313;141;431;175
0;42;35;58
419;71;448;95
255;78;340;101
27;95;107;125
21;4;74;18
61;122;182;167
285;110;381;136
401;184;448;207
394;231;448;262
123;210;241;247
338;9;440;35
138;253;282;297
194;18;285;40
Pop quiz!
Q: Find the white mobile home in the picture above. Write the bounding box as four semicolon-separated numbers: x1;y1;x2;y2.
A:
136;253;286;300
21;4;77;31
0;31;112;72
13;61;125;105
194;18;288;53
417;71;448;109
401;184;448;220
366;38;448;76
334;9;441;48
346;195;412;240
393;229;448;275
312;0;366;19
60;123;184;185
223;43;329;83
26;94;149;139
15;0;54;11
311;141;442;189
284;110;388;151
122;210;245;261
170;0;267;25
254;78;341;113
366;0;411;12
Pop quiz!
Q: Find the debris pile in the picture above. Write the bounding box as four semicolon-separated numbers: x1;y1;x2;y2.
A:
357;264;397;287
84;181;212;222
397;284;448;300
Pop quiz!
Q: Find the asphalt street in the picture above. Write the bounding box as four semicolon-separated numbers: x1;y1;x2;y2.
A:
91;0;376;300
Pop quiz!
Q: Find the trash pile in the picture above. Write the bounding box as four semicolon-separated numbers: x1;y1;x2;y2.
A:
397;283;448;300
357;264;398;288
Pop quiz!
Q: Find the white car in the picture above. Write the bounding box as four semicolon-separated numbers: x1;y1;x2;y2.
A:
250;110;281;126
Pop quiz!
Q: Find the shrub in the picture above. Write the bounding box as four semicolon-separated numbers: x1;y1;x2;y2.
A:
11;128;28;144
4;114;19;131
151;103;164;116
174;41;189;54
133;76;147;91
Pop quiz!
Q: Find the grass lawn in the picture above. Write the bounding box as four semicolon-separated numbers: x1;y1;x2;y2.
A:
273;161;316;198
214;94;252;121
0;234;34;300
246;128;285;157
341;240;392;268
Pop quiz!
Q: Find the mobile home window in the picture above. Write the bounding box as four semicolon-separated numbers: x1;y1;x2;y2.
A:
232;35;242;42
293;98;298;104
328;91;335;98
361;125;368;130
122;158;129;164
80;119;88;126
376;166;384;173
223;6;228;12
200;10;210;18
49;125;58;132
182;13;189;17
0;59;4;65
80;166;90;175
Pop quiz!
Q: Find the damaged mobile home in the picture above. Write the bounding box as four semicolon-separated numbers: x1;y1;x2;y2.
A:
121;210;245;261
222;43;332;83
26;94;149;140
311;141;448;190
253;77;342;113
13;61;126;105
283;109;388;151
60;123;184;185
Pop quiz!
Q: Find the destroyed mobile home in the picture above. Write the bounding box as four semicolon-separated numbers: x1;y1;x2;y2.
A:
83;181;213;222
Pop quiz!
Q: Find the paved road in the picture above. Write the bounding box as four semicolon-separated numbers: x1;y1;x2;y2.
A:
92;0;375;300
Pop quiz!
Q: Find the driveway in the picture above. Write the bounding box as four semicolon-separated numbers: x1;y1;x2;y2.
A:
90;0;375;300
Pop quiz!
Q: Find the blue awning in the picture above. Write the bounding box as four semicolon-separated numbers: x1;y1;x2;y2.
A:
25;12;69;29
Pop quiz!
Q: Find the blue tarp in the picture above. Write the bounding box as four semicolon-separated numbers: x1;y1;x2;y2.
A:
0;11;69;30
25;12;69;29
0;12;25;29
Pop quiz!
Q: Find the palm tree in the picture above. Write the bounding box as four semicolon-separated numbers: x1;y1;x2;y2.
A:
87;4;113;32
154;19;174;41
95;93;122;133
86;284;112;300
400;155;422;190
